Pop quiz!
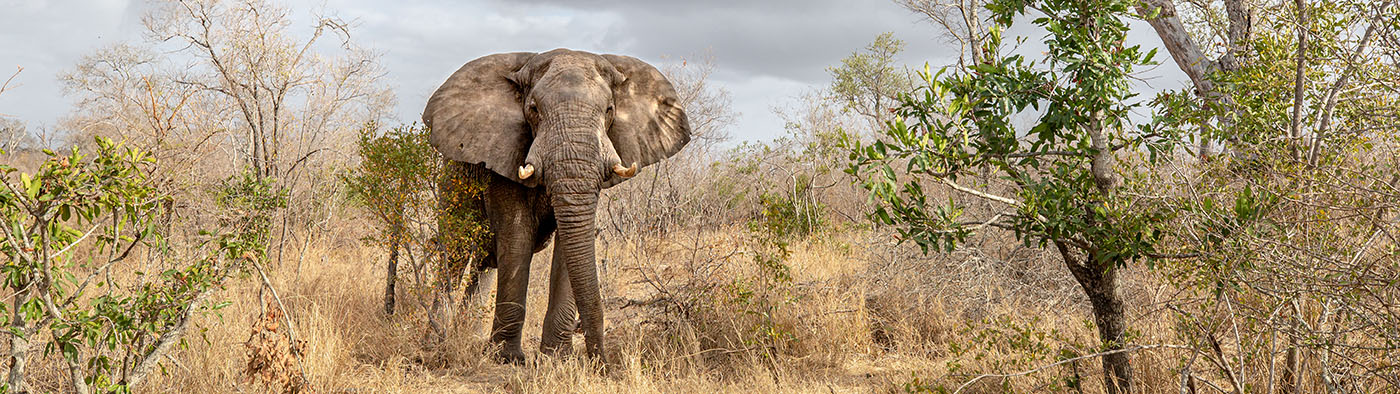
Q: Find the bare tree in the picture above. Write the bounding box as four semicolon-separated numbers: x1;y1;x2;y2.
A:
62;0;396;275
142;0;394;181
0;119;33;153
0;68;32;153
662;54;736;153
60;43;229;191
896;0;990;65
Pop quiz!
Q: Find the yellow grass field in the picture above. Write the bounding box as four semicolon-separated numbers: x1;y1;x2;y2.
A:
135;223;1188;394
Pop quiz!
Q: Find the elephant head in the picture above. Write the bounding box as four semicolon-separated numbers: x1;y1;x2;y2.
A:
422;49;690;358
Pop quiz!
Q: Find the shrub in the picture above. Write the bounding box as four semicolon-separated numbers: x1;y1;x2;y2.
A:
0;137;264;393
342;123;489;321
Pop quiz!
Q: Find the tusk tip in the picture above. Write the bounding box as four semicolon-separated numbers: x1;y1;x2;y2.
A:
613;162;638;178
518;164;535;179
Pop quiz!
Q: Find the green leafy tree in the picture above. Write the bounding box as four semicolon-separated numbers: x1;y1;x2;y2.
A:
829;32;915;130
1149;1;1400;390
0;138;264;393
847;1;1180;392
343;123;489;324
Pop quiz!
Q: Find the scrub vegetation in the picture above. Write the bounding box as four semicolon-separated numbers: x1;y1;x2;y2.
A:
2;0;1397;392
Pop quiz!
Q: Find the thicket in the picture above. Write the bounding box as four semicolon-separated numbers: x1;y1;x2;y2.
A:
846;0;1400;392
0;139;275;393
341;123;491;343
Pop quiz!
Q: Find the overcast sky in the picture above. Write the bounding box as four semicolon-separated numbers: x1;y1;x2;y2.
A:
0;0;1189;143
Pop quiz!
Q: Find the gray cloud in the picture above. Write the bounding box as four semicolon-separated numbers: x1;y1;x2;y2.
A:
1;0;1188;143
0;0;143;130
500;0;959;82
346;0;962;140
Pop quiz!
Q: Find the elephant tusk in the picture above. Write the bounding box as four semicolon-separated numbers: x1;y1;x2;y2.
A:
518;164;535;180
612;162;638;178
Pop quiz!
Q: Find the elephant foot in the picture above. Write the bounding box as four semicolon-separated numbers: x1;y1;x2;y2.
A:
495;346;527;365
540;339;573;357
540;319;577;357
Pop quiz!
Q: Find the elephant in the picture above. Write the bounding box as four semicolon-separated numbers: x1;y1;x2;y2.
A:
421;48;691;363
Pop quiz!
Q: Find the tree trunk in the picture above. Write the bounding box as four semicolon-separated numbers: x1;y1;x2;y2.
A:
1135;0;1218;99
1058;243;1133;394
384;242;398;316
65;352;89;394
1087;268;1132;394
1221;0;1256;71
1287;0;1308;161
1282;339;1301;393
1136;0;1255;157
8;287;30;393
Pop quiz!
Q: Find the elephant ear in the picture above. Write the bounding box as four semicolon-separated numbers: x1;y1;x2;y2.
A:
424;52;538;186
601;54;692;188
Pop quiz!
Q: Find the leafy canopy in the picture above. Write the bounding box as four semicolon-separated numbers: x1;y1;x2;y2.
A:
847;0;1180;263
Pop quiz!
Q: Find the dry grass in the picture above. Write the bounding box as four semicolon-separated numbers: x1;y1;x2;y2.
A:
1;147;1309;393
112;214;1207;394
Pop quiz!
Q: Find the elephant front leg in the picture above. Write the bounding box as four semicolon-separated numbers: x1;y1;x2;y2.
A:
539;247;578;356
488;227;536;364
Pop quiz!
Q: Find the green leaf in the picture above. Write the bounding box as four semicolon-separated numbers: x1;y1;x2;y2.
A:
21;173;39;200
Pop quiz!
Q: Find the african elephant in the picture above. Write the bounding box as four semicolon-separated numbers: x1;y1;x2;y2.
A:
422;49;691;363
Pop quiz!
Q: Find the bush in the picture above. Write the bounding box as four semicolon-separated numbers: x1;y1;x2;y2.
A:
342;123;489;321
214;170;288;254
0;138;264;393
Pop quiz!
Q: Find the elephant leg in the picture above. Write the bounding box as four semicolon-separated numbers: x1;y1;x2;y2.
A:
488;250;531;364
428;159;487;344
539;229;577;356
384;242;399;316
462;265;487;300
459;266;494;316
485;188;541;364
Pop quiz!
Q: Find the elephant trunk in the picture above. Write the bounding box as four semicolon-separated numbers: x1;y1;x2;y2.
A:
550;188;603;358
538;116;608;358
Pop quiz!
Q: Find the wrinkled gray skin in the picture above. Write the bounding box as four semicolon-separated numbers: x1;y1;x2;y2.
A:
422;49;690;363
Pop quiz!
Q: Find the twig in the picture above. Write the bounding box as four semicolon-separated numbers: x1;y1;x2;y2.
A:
953;344;1190;393
997;150;1087;158
58;220;150;311
0;66;20;97
940;178;1022;207
124;285;217;387
1143;252;1201;259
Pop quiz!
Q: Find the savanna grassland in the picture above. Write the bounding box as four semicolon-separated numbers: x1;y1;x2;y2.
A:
3;0;1399;393
137;209;1177;393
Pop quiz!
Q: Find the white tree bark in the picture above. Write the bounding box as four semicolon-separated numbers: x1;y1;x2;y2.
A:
1136;0;1256;156
1135;0;1221;97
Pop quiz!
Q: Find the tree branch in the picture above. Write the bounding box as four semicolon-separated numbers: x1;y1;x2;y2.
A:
1288;0;1308;161
940;178;1022;207
953;344;1192;393
1308;0;1395;165
123;284;216;387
